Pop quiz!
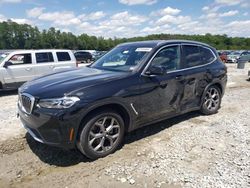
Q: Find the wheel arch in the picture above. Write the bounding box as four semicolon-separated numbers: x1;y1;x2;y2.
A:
76;102;132;140
200;82;223;106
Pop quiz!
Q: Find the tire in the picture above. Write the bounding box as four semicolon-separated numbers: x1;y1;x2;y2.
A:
200;85;222;115
77;110;125;159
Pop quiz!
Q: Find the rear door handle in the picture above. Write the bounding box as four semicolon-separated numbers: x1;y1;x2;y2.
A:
175;75;184;81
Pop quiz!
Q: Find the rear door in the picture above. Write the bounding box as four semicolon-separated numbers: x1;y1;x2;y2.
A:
34;52;55;77
2;53;35;87
179;44;216;111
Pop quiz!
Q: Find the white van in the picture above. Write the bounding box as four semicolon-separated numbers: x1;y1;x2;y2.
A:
0;49;77;90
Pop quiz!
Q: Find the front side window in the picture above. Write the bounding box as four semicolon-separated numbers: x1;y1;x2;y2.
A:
150;45;181;72
36;52;54;63
8;53;32;66
91;45;152;72
56;52;71;61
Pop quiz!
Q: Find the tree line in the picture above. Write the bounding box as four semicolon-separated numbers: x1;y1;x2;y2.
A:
0;20;249;51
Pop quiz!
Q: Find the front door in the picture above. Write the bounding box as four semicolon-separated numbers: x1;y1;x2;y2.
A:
137;45;184;125
2;53;35;88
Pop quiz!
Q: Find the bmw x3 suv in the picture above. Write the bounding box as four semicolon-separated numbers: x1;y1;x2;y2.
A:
18;40;227;159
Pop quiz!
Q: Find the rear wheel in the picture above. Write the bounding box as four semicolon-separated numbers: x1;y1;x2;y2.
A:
200;85;222;115
77;110;125;159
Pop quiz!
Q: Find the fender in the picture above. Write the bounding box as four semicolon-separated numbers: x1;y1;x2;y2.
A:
75;97;136;134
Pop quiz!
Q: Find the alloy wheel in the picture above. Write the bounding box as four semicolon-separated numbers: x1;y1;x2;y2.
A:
88;116;121;153
204;87;220;111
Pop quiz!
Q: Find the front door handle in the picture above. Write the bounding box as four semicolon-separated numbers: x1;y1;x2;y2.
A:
175;75;184;81
25;68;32;71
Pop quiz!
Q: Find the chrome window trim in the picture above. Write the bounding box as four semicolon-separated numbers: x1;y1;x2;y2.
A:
141;43;217;76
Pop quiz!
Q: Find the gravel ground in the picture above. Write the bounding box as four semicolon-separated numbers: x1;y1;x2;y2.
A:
0;64;249;188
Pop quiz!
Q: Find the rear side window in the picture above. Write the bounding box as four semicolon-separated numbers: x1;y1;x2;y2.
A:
182;45;202;68
182;45;215;68
36;52;54;63
56;52;71;61
200;47;215;64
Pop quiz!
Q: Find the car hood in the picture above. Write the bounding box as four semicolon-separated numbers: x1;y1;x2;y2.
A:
20;67;129;98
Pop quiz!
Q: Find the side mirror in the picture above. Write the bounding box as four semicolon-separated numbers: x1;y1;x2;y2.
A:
145;66;166;76
3;61;13;68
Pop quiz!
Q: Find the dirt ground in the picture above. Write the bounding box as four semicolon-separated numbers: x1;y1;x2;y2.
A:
0;64;249;188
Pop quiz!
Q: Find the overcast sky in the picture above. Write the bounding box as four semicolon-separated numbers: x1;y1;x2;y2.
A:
0;0;249;38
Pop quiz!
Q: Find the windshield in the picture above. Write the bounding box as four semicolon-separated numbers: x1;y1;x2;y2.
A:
90;45;152;72
0;53;8;64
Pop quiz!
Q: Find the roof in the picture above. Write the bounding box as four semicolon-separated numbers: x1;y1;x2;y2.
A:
118;40;213;48
7;49;72;54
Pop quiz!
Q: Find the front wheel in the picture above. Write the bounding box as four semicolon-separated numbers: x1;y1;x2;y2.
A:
200;86;222;115
77;111;125;159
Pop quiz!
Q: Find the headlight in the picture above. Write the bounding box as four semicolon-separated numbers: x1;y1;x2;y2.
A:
38;96;80;109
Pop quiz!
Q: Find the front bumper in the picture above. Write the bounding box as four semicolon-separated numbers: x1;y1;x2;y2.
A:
227;58;237;63
18;103;83;149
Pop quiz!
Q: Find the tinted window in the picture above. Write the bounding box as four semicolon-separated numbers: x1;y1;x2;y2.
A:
56;52;71;61
8;54;32;66
150;46;181;71
36;52;54;63
182;45;201;68
74;52;92;61
200;47;215;64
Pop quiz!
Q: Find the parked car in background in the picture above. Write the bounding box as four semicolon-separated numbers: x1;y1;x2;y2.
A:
237;54;250;70
227;51;250;63
94;51;108;60
74;51;93;65
241;51;250;56
227;51;241;63
237;54;250;63
218;51;227;63
18;40;227;159
0;49;76;90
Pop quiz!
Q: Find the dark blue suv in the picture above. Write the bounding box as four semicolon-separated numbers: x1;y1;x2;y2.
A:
18;40;227;159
